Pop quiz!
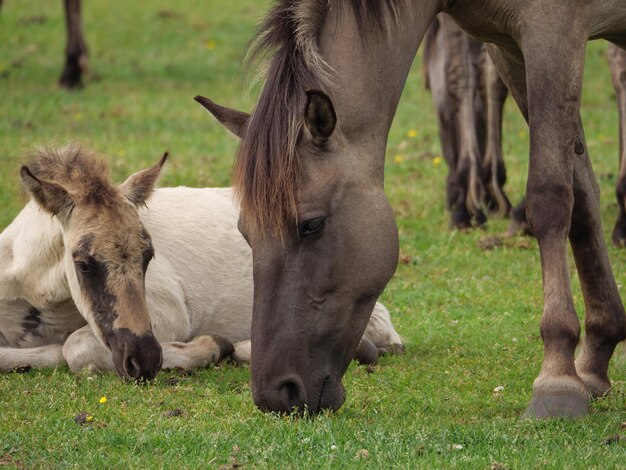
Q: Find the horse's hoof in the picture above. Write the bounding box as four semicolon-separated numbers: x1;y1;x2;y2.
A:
577;372;611;398
522;390;589;419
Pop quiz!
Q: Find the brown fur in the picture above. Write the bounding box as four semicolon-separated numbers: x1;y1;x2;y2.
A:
233;0;408;235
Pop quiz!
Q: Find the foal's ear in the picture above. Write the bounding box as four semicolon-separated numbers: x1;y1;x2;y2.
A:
20;166;74;218
120;152;168;206
304;90;336;143
194;95;249;139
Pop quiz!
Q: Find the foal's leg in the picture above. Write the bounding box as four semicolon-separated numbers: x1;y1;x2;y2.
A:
59;0;88;88
608;44;626;247
0;345;65;371
487;28;590;417
63;326;234;373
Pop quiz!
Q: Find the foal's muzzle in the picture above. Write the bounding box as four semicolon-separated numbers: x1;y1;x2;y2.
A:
107;328;162;381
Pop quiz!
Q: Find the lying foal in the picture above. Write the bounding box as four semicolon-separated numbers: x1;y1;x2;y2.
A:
0;146;403;379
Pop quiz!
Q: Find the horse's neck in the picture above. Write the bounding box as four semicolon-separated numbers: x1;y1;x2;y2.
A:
0;201;71;308
319;2;440;172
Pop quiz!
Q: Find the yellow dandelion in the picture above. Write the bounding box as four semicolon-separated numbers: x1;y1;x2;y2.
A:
518;129;527;138
205;40;216;50
407;129;418;138
86;415;94;422
98;396;107;404
118;149;126;157
599;134;609;144
432;155;443;167
394;154;404;164
74;113;83;121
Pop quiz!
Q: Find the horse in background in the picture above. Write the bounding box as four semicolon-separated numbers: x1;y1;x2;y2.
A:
0;145;403;377
425;17;626;244
422;13;511;229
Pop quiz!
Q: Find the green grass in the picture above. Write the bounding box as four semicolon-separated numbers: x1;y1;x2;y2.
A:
1;1;626;468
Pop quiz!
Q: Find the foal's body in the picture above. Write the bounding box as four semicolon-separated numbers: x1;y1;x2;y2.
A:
0;187;401;374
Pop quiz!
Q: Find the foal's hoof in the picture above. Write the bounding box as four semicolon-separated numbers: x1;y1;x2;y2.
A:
355;337;379;365
522;390;589;419
212;335;235;362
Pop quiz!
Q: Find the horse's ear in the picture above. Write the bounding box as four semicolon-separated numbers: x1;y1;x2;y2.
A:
120;152;168;206
194;95;249;139
20;166;75;219
304;90;336;143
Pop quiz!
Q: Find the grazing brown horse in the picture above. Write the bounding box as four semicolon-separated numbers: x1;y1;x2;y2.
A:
423;13;511;229
206;0;626;418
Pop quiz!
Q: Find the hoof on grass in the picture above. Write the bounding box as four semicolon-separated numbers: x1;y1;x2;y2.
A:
523;390;589;419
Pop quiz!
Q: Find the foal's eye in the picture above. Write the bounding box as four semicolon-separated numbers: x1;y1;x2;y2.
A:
75;260;94;275
300;217;326;237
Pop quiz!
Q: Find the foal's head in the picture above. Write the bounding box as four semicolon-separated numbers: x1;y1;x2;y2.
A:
20;145;166;380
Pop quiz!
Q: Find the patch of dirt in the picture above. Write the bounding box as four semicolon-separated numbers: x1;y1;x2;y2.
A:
603;433;621;445
17;15;47;26
0;453;23;468
74;411;93;425
478;234;535;251
163;408;184;418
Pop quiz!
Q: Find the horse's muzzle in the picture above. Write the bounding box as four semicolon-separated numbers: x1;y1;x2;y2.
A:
107;328;162;381
253;374;345;414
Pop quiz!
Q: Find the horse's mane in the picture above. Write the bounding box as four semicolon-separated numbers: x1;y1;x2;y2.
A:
26;144;117;206
234;0;407;235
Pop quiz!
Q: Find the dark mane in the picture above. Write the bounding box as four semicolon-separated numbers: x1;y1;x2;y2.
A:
233;0;407;235
27;144;117;206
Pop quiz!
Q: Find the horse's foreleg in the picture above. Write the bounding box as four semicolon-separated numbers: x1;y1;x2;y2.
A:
608;44;626;246
479;48;511;217
59;0;88;89
0;345;65;371
570;117;626;397
488;32;589;418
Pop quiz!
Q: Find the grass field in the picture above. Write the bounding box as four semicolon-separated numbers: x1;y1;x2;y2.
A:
2;1;626;468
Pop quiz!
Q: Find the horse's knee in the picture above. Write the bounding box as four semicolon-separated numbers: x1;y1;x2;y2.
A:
526;182;573;240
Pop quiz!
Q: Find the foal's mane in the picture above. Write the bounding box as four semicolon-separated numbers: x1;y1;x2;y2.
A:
27;145;117;206
234;0;407;235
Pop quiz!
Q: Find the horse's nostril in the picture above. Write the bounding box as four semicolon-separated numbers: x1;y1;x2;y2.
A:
277;377;306;412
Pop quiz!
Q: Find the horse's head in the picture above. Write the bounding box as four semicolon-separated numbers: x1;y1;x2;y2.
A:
20;146;166;380
198;90;398;413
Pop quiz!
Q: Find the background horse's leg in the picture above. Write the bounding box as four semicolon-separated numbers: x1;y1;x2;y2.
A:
608;44;626;246
0;345;65;371
479;48;511;217
59;0;88;89
487;28;590;417
423;19;466;227
440;15;486;227
424;16;485;228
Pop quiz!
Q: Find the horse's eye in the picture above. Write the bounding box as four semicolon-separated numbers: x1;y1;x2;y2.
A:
300;217;326;236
